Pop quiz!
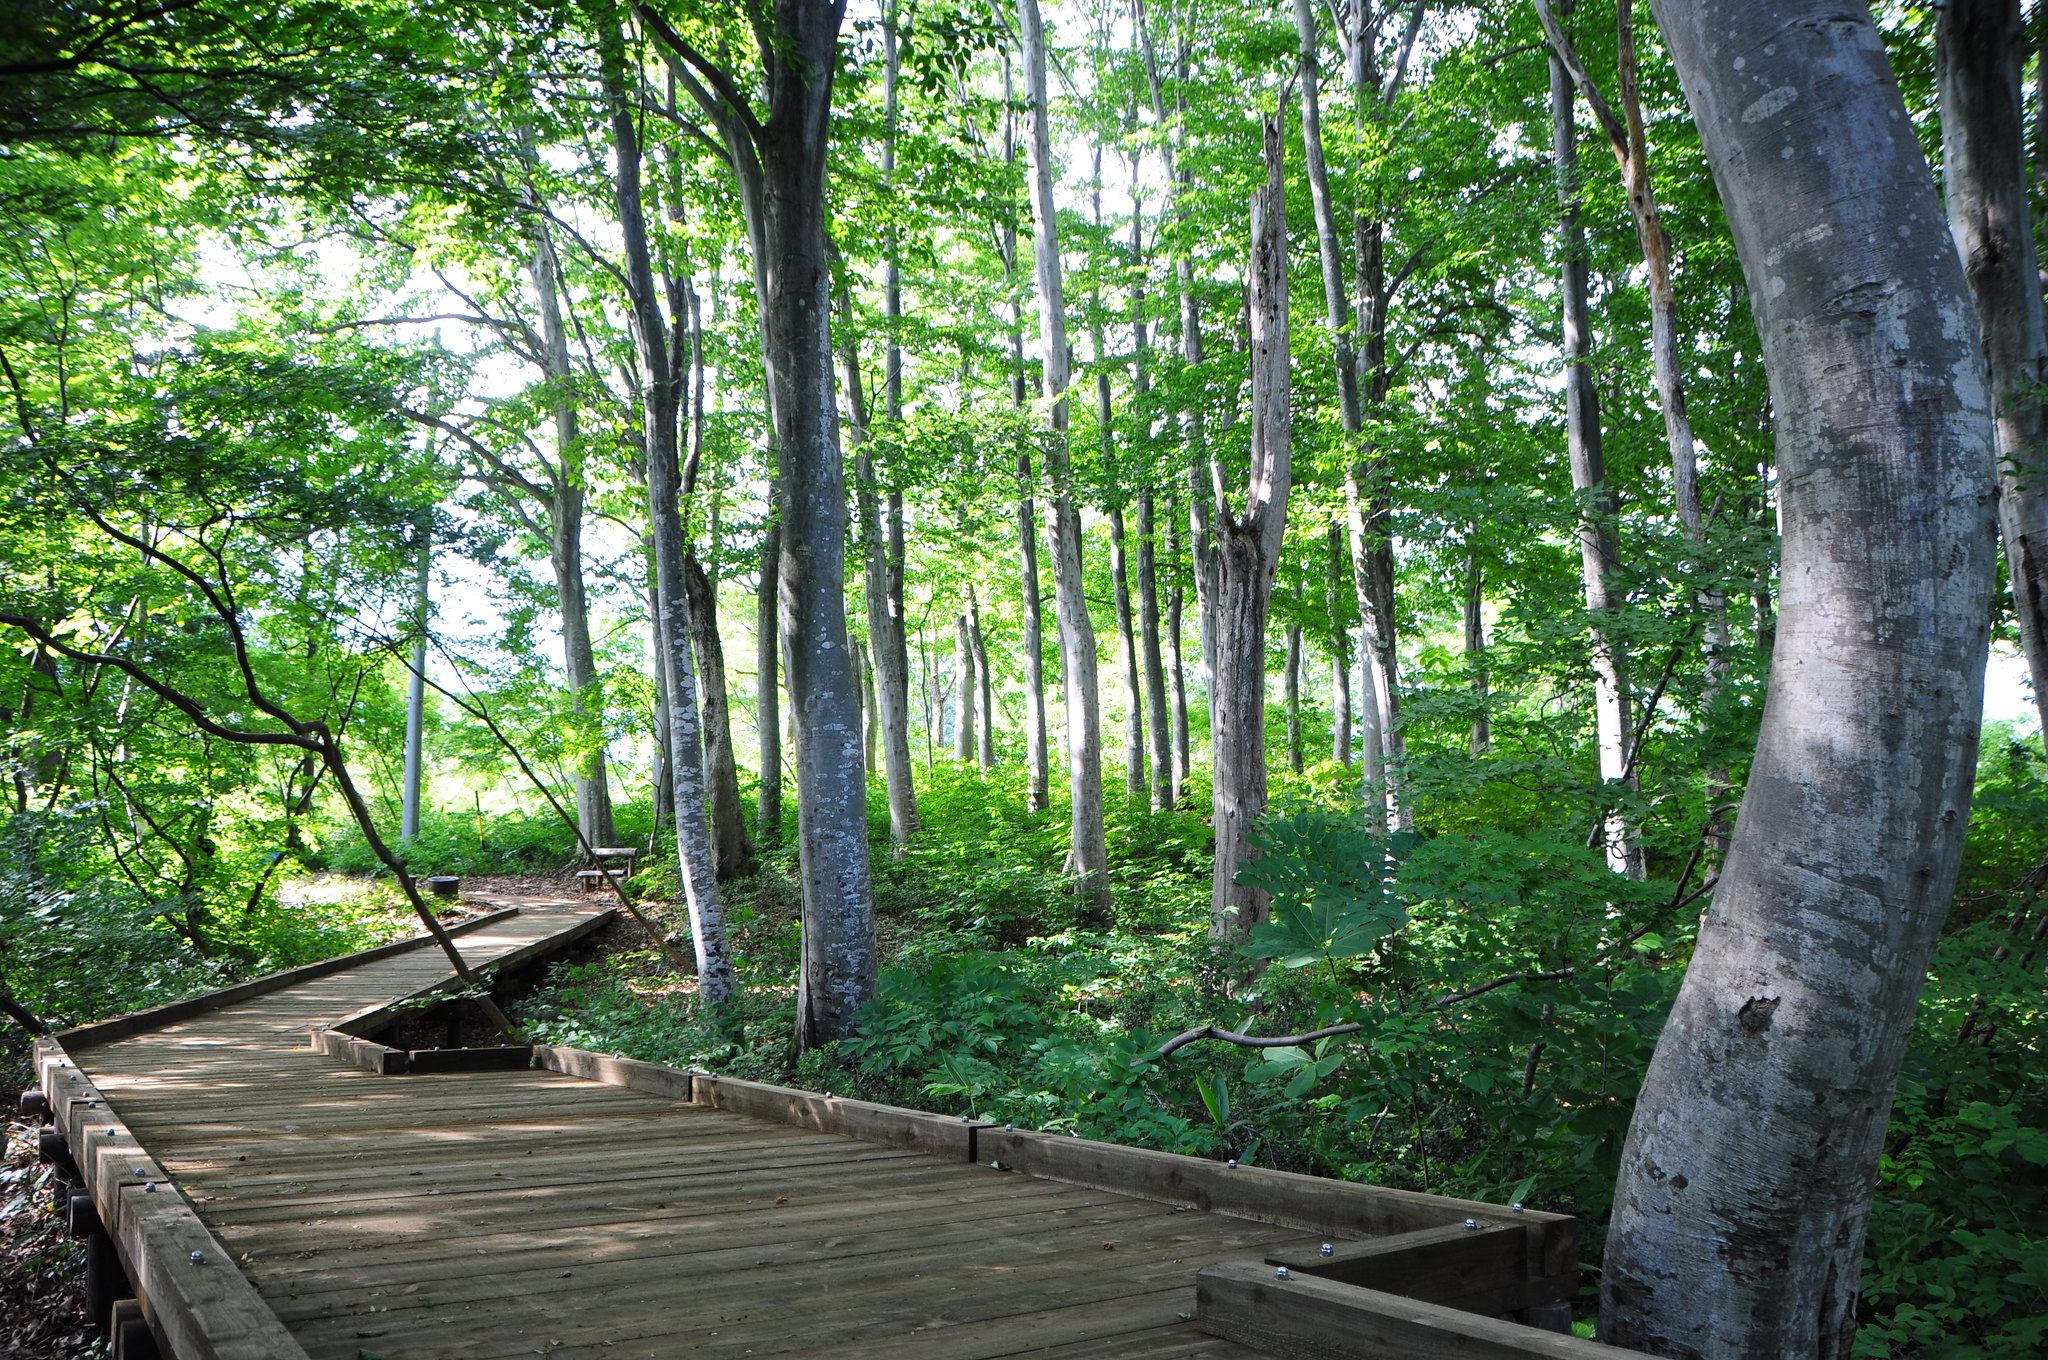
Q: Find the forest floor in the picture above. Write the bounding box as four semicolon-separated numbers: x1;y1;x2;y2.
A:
0;1119;95;1360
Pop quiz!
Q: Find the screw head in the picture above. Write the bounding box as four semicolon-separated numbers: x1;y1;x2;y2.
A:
1005;1123;1015;1131
144;1181;156;1192
1226;1159;1238;1169
1319;1243;1334;1257
1464;1219;1479;1230
1275;1266;1290;1280
105;1127;116;1136
131;1167;146;1176
189;1251;204;1265
961;1114;971;1122
1511;1202;1525;1213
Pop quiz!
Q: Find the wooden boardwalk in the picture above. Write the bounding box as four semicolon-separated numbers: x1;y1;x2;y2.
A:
30;893;1622;1360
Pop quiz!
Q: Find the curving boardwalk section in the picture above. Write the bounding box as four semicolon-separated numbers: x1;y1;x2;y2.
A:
33;893;1610;1360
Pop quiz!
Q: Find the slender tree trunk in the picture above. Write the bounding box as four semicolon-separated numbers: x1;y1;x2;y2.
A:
755;502;782;849
1325;520;1352;768
837;293;918;851
1209;118;1291;941
1136;491;1173;811
1001;55;1050;815
529;218;616;851
1020;0;1110;920
952;612;977;761
1465;527;1491;755
400;523;428;843
1548;41;1642;880
645;556;671;852
852;629;874;773
1602;5;1997;1350
1095;156;1146;807
1167;500;1191;803
1536;0;1730;838
601;28;734;1008
684;549;757;880
1939;0;2048;744
1284;618;1303;775
967;585;995;767
1129;181;1174;814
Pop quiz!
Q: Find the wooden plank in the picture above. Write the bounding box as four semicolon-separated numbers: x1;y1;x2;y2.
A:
54;908;524;1051
404;1046;533;1074
690;1067;990;1160
1267;1221;1568;1315
36;1038;313;1360
532;1043;691;1101
1196;1260;1645;1360
978;1126;1577;1280
239;1178;1134;1285
328;907;617;1040
263;1192;1184;1315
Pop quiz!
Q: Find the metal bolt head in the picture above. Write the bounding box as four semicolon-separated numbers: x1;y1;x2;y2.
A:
961;1114;971;1122
1319;1243;1334;1257
1226;1159;1238;1169
105;1127;116;1136
1005;1123;1015;1131
1464;1219;1479;1230
1511;1202;1525;1213
1275;1266;1290;1280
189;1251;204;1265
144;1181;156;1192
132;1167;145;1176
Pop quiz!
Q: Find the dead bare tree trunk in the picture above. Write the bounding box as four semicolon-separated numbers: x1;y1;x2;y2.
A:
1208;117;1292;942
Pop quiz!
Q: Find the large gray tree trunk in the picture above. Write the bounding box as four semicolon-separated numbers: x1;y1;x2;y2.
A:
638;0;876;1048
1601;4;1998;1351
600;27;734;1009
1020;0;1111;920
1208;118;1291;942
1548;42;1642;880
1939;0;2048;743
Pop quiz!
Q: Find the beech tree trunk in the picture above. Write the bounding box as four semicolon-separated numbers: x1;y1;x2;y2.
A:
1209;117;1291;942
1001;54;1050;814
1128;182;1173;814
967;585;995;767
1020;0;1111;921
529;218;616;851
755;504;782;849
1167;501;1191;802
1325;520;1352;768
600;25;733;1009
1939;0;2048;743
1601;5;1998;1351
1136;491;1173;810
1548;39;1642;881
1465;527;1491;755
1284;618;1303;775
684;550;756;880
952;612;976;761
400;523;428;843
837;293;918;851
639;0;877;1050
